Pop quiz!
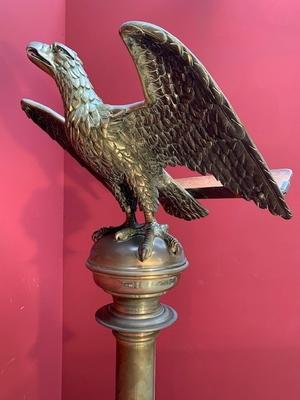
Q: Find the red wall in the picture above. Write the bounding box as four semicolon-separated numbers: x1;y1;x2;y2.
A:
62;1;300;399
0;1;65;399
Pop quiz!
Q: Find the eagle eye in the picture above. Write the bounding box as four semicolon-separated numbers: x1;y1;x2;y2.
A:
53;42;75;59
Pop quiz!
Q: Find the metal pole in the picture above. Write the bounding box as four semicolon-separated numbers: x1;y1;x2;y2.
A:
86;233;188;400
115;331;157;400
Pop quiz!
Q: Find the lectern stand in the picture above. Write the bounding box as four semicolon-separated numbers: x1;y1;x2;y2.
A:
86;169;292;400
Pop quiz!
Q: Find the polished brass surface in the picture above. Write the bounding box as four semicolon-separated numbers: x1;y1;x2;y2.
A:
87;233;188;399
22;21;291;261
21;20;293;400
114;331;157;400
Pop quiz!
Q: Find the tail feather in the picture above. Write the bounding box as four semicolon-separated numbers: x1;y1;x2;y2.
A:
159;173;208;220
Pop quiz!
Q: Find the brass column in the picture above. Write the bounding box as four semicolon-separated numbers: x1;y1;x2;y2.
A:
114;331;157;400
86;233;188;400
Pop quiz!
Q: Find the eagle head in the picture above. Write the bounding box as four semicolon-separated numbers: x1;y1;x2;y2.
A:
26;41;81;79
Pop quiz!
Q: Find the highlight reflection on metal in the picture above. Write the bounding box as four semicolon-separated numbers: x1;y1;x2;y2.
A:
21;20;293;400
21;21;291;262
87;233;188;400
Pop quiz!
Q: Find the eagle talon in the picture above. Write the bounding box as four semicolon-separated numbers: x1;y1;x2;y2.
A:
163;234;181;255
98;221;174;261
92;226;121;242
115;226;141;241
138;244;153;262
132;221;180;262
93;216;138;242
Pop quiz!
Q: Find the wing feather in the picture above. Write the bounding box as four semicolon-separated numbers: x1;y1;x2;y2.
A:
21;99;110;189
120;21;292;219
21;98;69;148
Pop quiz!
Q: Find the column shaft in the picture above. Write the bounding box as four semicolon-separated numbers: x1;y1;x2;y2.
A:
114;332;157;400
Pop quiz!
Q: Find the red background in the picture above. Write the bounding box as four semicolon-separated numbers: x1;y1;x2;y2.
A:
0;1;65;399
2;1;300;399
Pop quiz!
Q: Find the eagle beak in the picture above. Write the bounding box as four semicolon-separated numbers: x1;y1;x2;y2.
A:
27;41;54;76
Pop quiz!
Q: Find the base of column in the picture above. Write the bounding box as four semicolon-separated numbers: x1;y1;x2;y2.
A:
96;303;177;332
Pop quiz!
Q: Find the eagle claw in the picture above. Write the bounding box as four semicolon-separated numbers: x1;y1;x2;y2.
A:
93;220;180;262
113;221;180;262
92;226;120;242
92;214;139;242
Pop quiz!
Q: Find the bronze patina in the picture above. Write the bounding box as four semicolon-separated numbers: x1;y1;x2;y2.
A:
21;21;292;262
21;21;293;400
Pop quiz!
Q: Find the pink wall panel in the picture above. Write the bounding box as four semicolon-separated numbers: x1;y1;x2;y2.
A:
0;1;65;399
63;1;300;399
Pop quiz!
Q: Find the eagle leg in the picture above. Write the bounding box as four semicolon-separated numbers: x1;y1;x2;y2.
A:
140;221;181;261
115;212;180;262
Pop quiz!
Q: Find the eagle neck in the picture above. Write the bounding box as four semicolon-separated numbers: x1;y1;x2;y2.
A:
56;67;103;114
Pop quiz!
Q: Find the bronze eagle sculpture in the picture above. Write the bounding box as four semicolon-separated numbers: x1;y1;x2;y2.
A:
21;21;292;261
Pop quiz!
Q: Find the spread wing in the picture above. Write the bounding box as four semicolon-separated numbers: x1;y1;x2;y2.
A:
21;99;69;149
120;21;292;219
21;99;108;186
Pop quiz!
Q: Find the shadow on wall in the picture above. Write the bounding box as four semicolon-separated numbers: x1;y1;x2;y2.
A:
0;40;64;399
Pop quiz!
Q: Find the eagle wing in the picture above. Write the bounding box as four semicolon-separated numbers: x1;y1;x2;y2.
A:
21;99;68;148
119;21;291;219
21;99;109;186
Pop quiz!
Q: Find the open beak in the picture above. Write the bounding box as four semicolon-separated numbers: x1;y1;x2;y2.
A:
26;41;54;76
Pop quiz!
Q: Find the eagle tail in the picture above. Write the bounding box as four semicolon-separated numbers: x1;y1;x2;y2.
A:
159;174;208;220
